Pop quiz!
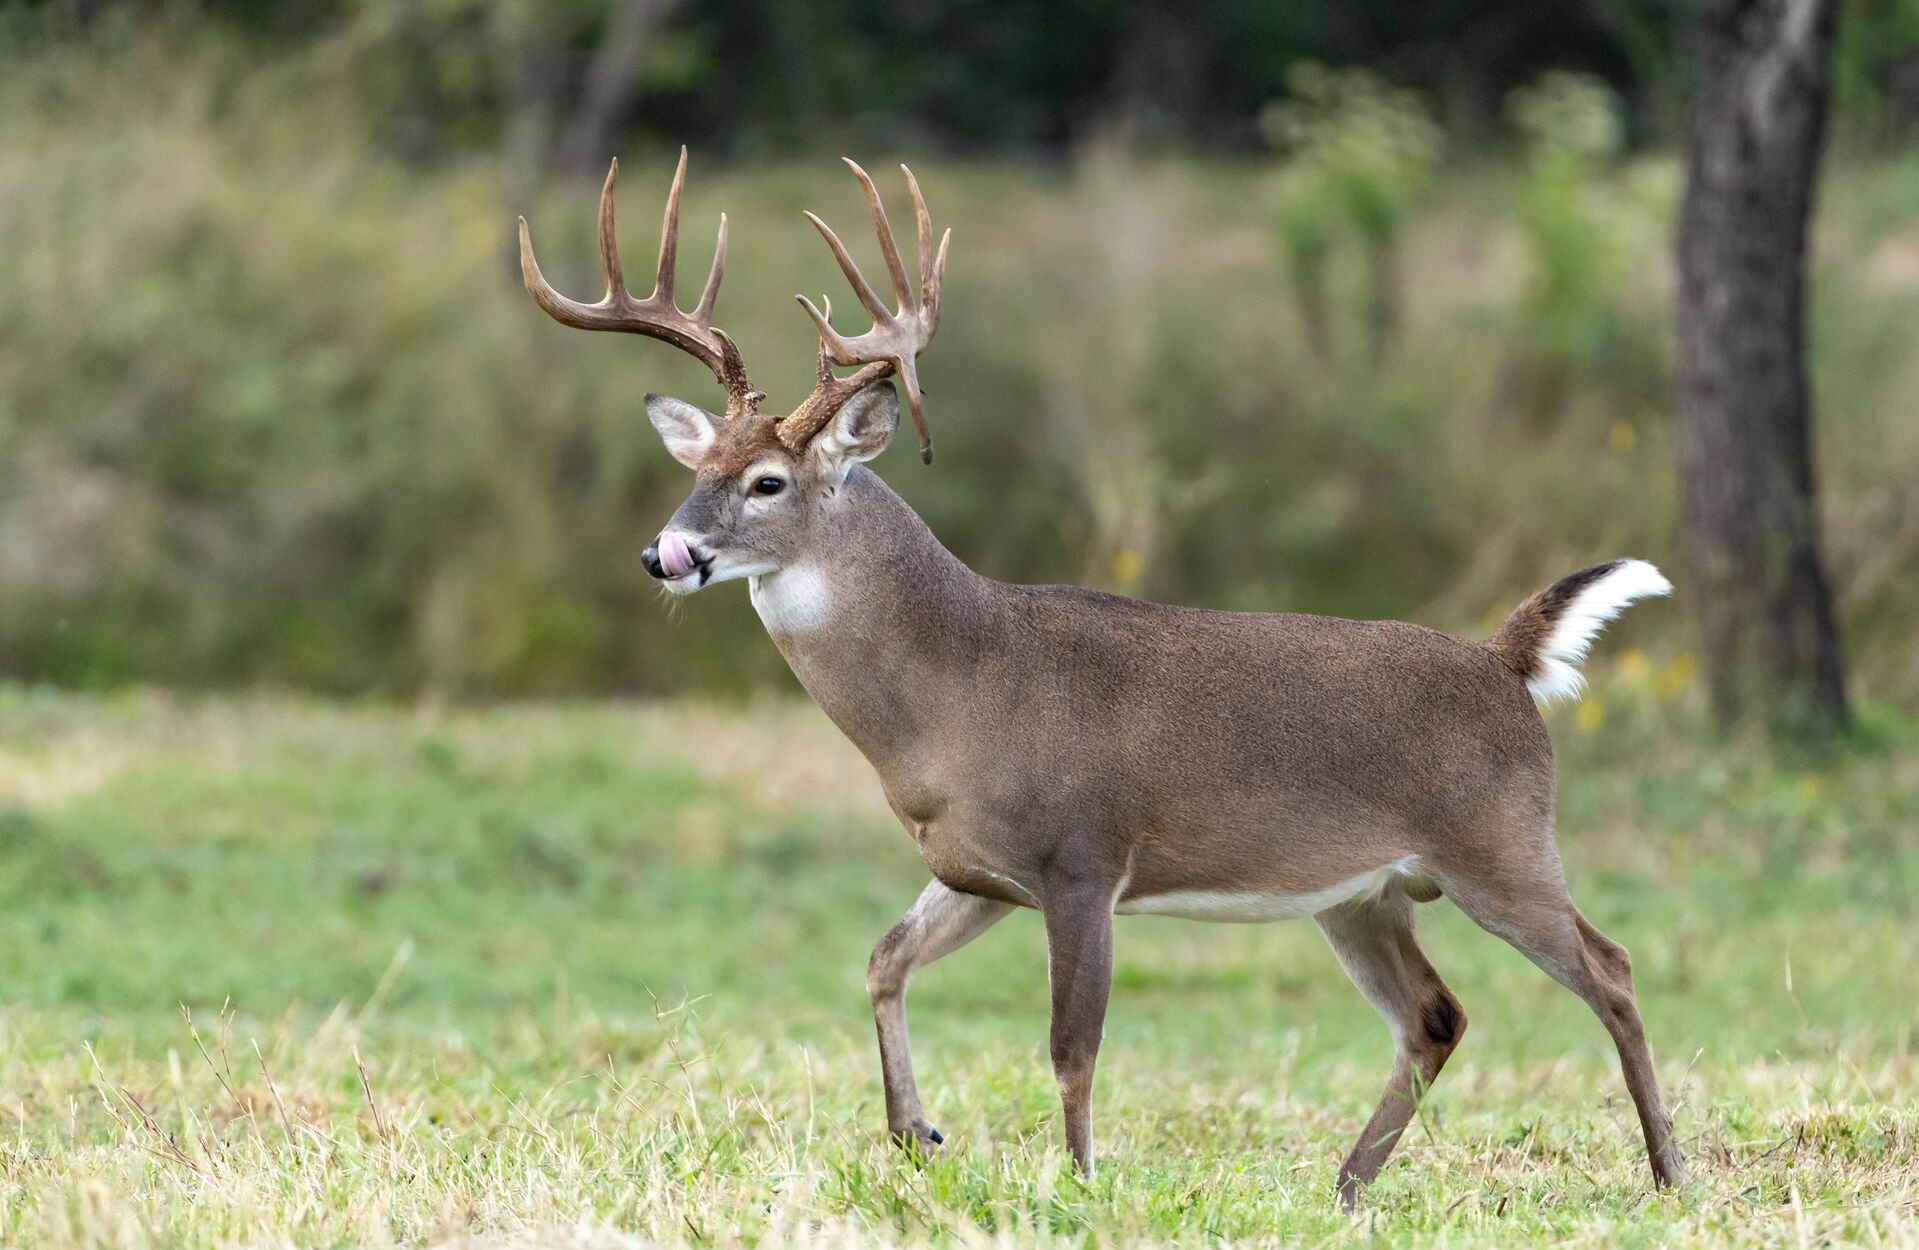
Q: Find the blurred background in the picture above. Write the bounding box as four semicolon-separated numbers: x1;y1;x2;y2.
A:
1;0;1912;713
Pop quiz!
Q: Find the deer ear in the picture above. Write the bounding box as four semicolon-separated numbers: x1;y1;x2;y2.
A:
812;382;898;475
645;394;718;468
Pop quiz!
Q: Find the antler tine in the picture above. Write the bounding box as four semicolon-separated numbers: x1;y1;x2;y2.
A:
519;148;758;417
895;355;930;462
810;297;838;387
931;228;951;324
794;288;859;366
902;165;934;311
520;219;607;336
654;146;686;303
693;212;727;323
779;161;950;464
846;158;916;313
597;159;626;303
803;211;893;331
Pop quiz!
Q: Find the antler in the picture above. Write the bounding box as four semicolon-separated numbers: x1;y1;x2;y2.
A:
777;159;950;463
518;147;761;418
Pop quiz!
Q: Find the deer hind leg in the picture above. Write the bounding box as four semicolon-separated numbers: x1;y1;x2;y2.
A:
1316;887;1467;1210
1443;868;1688;1190
869;880;1013;1155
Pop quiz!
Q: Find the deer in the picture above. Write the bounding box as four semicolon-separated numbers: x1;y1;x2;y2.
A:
517;149;1689;1207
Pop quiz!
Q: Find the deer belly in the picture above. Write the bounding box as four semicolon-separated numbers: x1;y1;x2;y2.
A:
1115;859;1416;922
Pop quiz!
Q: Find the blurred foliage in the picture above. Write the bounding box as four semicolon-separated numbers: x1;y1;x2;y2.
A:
0;21;1915;702
1511;70;1624;167
3;0;1915;157
1499;72;1641;416
1263;65;1442;249
1835;0;1919;144
1262;64;1442;363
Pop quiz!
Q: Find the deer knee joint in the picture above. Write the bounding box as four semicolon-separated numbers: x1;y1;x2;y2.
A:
867;932;910;1003
1051;1052;1097;1108
1049;1031;1100;1078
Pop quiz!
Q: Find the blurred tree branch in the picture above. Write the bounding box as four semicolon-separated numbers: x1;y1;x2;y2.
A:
494;0;681;190
559;0;683;179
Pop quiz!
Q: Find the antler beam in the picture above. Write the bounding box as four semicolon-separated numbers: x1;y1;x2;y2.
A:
519;148;761;418
778;160;950;463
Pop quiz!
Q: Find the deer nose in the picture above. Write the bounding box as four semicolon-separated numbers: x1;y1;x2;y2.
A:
645;531;698;580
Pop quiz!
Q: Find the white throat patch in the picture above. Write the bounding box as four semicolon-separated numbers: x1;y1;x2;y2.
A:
749;566;833;633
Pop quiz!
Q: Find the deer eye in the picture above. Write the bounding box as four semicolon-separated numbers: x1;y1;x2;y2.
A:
751;476;786;497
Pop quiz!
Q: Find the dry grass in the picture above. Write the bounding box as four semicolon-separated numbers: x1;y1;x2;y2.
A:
20;1020;1919;1249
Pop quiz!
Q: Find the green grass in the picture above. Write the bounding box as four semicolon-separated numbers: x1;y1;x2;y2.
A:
0;681;1915;1247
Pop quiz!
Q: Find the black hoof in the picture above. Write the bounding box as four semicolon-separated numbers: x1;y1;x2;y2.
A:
891;1125;945;1160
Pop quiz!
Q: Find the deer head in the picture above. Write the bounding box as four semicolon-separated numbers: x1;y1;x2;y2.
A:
517;148;948;594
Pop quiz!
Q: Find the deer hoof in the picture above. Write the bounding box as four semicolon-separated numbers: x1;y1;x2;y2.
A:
892;1123;945;1162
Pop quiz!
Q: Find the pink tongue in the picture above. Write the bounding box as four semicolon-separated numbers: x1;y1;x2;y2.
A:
659;532;695;579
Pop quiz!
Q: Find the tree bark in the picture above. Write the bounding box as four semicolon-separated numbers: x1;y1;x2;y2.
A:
1675;0;1848;737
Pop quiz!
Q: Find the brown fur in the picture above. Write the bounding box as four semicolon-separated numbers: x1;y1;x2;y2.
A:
641;403;1686;1204
1488;560;1627;683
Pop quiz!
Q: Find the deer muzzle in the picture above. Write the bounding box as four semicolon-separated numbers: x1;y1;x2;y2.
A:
645;531;701;581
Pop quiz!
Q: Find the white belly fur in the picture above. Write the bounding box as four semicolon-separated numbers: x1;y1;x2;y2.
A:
1116;858;1419;922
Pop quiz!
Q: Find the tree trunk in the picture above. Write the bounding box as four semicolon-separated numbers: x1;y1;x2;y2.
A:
1675;0;1848;738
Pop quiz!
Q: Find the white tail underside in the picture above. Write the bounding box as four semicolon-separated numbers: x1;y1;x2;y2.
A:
1529;559;1673;704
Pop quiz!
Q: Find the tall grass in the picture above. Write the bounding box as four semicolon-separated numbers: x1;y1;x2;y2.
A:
2;32;1916;700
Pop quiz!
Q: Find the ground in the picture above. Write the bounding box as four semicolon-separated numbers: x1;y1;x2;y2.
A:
0;680;1913;1247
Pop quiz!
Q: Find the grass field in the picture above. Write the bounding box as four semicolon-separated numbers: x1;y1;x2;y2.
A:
0;680;1915;1247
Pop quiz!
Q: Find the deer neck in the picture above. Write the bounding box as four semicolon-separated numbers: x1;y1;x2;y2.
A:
748;465;994;769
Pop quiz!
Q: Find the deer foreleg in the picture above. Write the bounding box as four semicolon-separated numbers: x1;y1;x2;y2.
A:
1042;880;1117;1175
868;880;1011;1154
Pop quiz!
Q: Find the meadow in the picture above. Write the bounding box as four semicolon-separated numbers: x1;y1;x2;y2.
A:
0;678;1914;1247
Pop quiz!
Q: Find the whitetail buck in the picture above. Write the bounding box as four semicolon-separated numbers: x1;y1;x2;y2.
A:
518;150;1688;1206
